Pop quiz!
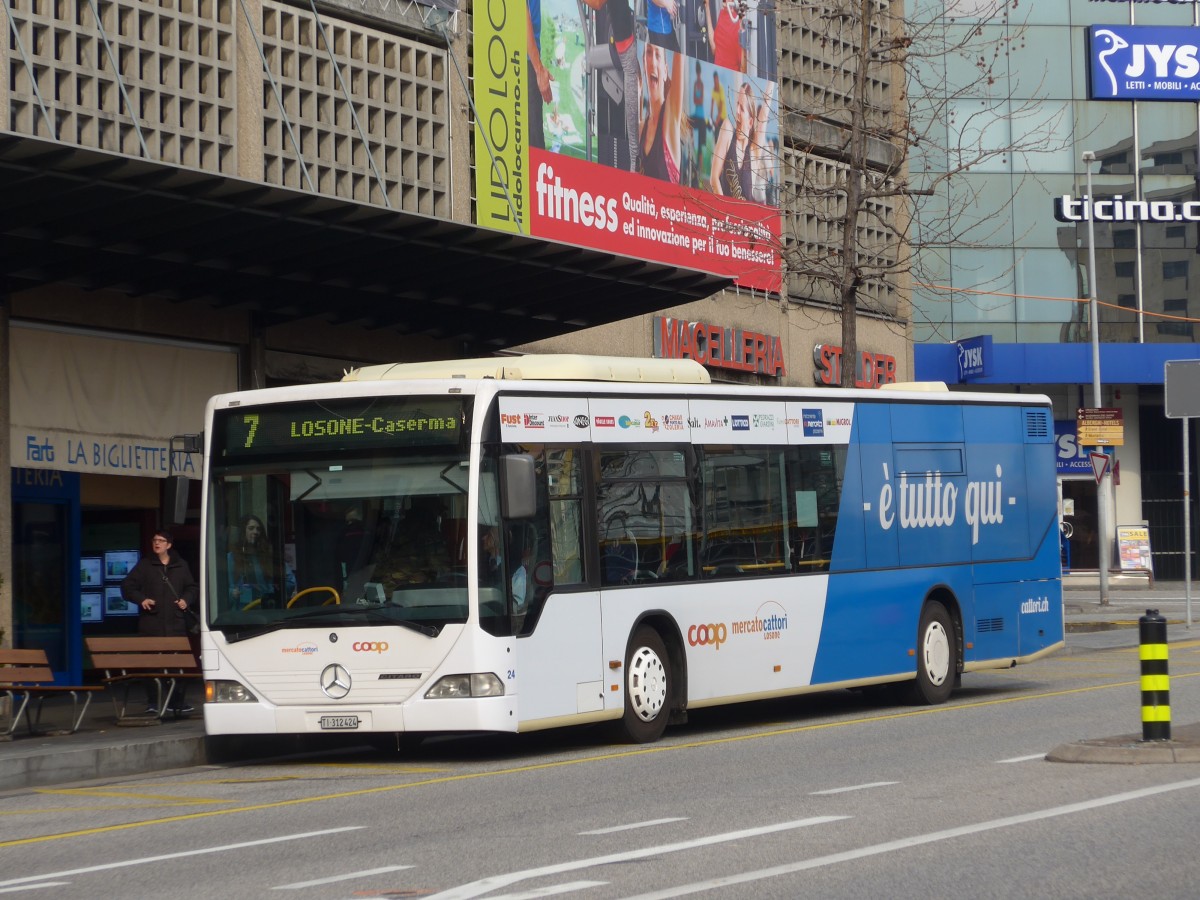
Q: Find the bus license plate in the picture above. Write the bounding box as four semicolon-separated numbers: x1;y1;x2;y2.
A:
319;715;360;730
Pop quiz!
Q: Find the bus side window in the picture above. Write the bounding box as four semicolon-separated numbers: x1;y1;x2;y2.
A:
786;446;846;573
601;515;638;585
547;447;585;585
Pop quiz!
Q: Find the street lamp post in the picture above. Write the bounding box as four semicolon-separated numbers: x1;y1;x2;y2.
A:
1083;150;1111;606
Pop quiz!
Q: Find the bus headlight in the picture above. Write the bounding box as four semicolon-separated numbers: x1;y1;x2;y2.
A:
425;673;505;699
205;680;259;703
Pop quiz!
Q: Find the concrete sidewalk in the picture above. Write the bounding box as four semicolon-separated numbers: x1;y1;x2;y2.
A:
0;701;209;791
3;578;1199;791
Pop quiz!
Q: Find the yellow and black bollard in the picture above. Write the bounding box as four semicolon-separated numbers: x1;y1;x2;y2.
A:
1139;608;1171;742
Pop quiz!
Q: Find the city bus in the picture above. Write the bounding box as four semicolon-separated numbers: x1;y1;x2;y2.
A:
199;355;1063;745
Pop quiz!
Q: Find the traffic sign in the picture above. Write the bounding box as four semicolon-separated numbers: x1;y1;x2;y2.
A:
1165;360;1200;419
1077;407;1124;446
1090;451;1110;484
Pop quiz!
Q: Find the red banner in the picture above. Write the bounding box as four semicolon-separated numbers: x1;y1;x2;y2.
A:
529;149;781;293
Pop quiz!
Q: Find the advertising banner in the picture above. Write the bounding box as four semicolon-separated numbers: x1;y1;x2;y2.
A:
474;0;782;293
1087;25;1200;100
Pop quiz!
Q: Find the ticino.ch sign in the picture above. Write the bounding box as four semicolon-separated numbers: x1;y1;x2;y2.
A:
1054;195;1200;224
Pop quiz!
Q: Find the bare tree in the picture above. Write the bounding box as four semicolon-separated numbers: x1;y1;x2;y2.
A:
769;0;1068;385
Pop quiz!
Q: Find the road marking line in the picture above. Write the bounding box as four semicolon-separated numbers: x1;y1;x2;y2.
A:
483;881;608;899
0;827;364;889
618;777;1200;899
810;781;897;795
274;865;414;889
423;817;848;900
996;753;1046;764
0;884;70;893
580;818;688;835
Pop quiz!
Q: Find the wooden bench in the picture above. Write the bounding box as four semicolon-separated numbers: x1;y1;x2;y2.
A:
0;648;104;737
84;636;201;725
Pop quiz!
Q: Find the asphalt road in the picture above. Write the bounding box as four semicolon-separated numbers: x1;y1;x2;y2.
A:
2;632;1200;898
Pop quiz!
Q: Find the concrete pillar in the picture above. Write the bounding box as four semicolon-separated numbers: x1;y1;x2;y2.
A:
246;319;267;390
0;294;10;650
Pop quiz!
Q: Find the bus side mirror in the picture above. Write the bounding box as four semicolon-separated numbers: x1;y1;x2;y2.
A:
500;454;537;519
164;475;190;525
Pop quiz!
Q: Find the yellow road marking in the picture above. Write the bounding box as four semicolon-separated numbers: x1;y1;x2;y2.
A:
34;790;227;803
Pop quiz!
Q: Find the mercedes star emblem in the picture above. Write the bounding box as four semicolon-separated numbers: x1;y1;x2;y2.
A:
320;663;352;700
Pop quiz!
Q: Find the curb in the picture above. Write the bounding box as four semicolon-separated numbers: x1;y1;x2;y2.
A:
0;734;207;792
1047;724;1200;765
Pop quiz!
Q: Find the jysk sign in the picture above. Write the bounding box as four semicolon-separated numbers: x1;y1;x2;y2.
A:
1087;26;1200;100
955;335;991;381
1055;421;1091;476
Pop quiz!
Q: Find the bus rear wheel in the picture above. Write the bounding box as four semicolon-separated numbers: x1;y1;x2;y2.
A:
907;600;955;705
621;626;672;743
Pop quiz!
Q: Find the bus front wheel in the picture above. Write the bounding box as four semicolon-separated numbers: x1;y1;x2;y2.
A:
908;600;955;705
621;626;672;743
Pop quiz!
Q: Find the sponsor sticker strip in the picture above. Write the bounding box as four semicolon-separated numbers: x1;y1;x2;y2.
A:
499;398;855;445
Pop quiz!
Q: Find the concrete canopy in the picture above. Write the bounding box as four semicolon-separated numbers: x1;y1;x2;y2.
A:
0;135;729;351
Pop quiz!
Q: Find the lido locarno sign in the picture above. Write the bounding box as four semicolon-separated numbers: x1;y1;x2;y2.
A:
1088;25;1200;100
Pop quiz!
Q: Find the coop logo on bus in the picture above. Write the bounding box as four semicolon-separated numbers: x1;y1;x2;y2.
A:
282;642;319;655
802;409;824;437
595;416;616;427
523;414;545;429
688;622;727;650
876;462;1008;545
731;601;790;642
732;415;750;431
1021;596;1051;614
352;641;390;653
689;605;789;651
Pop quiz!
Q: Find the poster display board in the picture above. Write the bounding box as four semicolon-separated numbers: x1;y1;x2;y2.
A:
1116;525;1152;572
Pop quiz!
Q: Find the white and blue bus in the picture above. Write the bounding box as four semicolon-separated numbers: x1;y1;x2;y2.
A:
199;355;1063;744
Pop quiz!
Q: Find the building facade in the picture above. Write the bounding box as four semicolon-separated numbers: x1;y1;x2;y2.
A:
912;0;1200;580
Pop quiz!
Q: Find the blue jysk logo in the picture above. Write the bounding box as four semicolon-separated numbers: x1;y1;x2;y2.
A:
1089;25;1200;99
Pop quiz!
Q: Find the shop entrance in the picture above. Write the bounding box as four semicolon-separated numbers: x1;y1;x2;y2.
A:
1060;478;1099;572
12;470;81;683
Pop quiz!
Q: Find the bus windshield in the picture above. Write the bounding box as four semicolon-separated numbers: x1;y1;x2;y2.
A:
206;398;472;638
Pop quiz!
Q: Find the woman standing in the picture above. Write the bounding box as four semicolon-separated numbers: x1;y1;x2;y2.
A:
120;529;198;714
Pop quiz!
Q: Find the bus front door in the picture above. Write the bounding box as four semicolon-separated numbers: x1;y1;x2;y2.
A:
515;589;605;726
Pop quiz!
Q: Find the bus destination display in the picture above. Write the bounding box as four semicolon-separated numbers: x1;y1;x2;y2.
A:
220;399;464;456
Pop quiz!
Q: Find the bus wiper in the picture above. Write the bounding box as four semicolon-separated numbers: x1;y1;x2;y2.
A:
221;621;287;643
288;604;440;636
